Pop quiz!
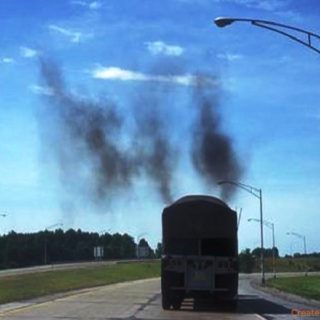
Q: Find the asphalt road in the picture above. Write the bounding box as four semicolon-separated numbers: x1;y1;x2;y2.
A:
1;275;319;320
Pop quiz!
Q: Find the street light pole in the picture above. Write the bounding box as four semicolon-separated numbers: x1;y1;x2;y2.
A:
1;213;7;235
248;218;276;278
286;231;308;276
214;17;320;55
286;232;307;255
272;223;275;276
218;181;265;285
214;16;317;278
236;207;242;230
259;188;264;283
0;213;6;236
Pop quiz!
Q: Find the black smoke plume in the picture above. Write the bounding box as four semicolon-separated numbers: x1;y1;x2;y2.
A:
191;78;242;200
39;59;243;206
133;86;175;203
40;60;137;201
39;60;174;203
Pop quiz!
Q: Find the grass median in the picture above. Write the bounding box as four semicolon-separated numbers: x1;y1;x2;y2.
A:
0;261;160;304
267;275;320;301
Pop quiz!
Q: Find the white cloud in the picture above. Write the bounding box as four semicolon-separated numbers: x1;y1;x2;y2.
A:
94;67;147;81
92;66;217;87
211;0;286;11
29;85;54;96
71;0;102;9
49;25;92;43
1;57;15;64
145;41;184;56
217;53;243;61
89;1;102;9
251;0;285;11
178;0;289;12
20;47;39;58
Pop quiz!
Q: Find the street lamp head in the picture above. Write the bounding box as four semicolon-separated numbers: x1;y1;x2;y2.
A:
214;17;236;28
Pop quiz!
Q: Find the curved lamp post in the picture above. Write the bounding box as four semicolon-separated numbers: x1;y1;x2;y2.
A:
0;213;7;234
286;231;307;276
44;223;63;265
248;218;276;278
236;207;242;230
218;180;265;285
286;232;307;255
214;17;320;55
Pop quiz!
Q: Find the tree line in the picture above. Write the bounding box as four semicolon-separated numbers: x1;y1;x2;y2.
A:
1;229;318;272
0;229;155;269
239;247;279;273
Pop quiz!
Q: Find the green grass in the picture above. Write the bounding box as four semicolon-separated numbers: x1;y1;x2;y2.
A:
267;276;320;301
0;261;160;304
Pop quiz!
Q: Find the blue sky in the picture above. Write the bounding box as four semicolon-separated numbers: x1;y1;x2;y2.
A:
1;0;320;255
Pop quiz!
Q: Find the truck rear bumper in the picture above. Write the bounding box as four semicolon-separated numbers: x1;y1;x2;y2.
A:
162;255;238;297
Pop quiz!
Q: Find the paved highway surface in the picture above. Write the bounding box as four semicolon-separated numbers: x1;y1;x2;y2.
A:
1;274;319;320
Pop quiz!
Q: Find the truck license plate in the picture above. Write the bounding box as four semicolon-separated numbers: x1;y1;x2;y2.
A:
193;271;207;281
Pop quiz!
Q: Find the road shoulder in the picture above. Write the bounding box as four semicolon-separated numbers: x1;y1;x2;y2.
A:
250;278;320;308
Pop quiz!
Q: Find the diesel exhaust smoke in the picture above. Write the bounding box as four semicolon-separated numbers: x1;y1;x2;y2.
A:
38;59;243;207
191;78;242;200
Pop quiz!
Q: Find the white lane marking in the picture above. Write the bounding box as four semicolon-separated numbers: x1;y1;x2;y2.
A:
254;313;268;320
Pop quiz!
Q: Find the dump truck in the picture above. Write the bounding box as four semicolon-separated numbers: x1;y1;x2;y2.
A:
161;195;238;310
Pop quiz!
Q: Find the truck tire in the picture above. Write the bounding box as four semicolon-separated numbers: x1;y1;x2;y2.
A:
171;298;181;310
228;299;238;311
162;290;171;310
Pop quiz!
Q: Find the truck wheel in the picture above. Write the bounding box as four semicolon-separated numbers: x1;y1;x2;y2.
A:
171;299;181;310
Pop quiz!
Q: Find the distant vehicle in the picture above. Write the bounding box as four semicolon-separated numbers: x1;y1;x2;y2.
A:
161;195;238;310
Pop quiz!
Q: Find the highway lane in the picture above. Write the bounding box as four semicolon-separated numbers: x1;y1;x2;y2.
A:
1;275;319;320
